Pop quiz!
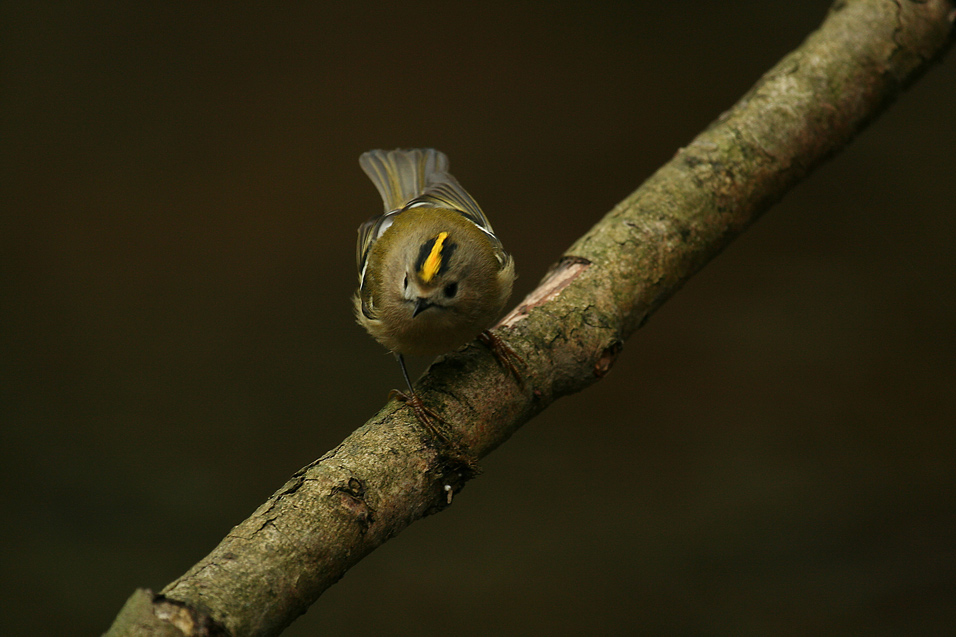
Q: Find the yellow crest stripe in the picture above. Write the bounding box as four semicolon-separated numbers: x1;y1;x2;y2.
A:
420;232;448;283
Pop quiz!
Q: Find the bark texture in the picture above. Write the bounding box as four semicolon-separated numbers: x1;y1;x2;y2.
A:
106;1;955;635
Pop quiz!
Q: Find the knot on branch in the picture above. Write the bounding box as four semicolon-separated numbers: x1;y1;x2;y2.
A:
331;477;375;533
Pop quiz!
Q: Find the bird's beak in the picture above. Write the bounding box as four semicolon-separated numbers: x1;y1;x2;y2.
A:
412;298;431;317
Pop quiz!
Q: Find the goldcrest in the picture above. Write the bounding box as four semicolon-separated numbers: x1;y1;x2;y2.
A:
355;148;515;395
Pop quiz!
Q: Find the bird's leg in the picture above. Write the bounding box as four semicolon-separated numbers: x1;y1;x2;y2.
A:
477;330;524;384
389;353;445;438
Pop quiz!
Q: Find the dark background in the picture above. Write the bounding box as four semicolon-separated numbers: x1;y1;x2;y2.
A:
3;2;955;635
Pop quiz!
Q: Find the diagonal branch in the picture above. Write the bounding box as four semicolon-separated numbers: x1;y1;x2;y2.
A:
106;1;955;635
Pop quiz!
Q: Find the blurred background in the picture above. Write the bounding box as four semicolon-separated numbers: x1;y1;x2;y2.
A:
3;2;955;635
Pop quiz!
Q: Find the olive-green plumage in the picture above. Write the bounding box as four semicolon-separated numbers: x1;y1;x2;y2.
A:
355;149;515;360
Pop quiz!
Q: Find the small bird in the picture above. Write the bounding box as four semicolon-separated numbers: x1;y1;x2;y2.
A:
355;148;516;428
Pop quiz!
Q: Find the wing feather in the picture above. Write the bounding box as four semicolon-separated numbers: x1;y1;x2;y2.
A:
356;149;508;292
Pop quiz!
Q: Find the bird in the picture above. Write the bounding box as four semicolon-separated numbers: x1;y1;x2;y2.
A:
354;148;518;430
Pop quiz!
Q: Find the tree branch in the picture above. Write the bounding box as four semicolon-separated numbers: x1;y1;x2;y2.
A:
105;1;955;635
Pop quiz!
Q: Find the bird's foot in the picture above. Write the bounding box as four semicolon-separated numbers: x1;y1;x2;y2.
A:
477;330;525;385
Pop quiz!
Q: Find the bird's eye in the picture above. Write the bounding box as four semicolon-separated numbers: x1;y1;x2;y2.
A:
443;282;458;298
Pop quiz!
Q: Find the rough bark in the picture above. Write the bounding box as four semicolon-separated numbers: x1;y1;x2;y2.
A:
105;1;955;635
